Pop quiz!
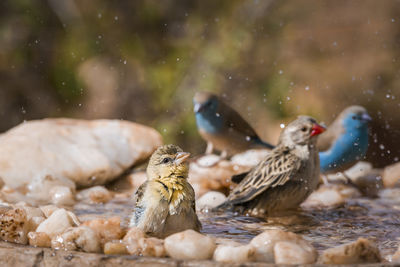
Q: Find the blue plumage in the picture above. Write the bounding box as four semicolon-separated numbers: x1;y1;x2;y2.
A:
319;106;371;173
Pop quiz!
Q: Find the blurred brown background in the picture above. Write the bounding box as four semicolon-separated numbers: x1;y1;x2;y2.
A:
0;0;399;167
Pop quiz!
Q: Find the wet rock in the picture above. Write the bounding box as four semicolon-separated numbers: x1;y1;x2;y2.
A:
213;244;255;263
104;240;128;255
274;241;317;264
49;186;75;205
164;230;216;260
0;118;162;204
40;205;58;217
82;217;124;246
301;184;360;209
51;226;101;253
196;191;227;210
249;229;315;263
36;208;77;238
76;186;113;204
0;208;29;244
122;227;147;255
320;238;381;264
138;237;166;257
28;232;51;247
189;155;249;197
383;162;400;188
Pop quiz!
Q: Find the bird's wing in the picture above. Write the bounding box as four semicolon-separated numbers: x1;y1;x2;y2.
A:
219;101;259;138
226;147;302;204
131;182;148;225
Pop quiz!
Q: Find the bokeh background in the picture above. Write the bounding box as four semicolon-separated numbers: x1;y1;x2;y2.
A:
1;0;400;167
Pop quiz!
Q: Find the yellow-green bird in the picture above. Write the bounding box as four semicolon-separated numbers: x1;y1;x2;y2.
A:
129;144;202;238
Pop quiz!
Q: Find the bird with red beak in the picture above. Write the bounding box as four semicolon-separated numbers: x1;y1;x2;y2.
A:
216;116;326;217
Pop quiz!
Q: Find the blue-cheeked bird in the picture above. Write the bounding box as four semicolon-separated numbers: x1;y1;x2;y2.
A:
318;105;371;174
193;91;274;157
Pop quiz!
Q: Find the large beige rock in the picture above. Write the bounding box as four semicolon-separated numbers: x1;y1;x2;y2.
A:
213;244;255;263
383;162;400;188
0;119;162;204
320;238;381;264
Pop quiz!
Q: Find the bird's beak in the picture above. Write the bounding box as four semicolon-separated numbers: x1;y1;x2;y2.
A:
310;123;326;137
175;152;190;165
361;113;372;122
194;103;203;113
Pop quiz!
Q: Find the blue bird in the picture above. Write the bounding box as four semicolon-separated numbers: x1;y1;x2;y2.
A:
318;105;371;174
193;91;274;157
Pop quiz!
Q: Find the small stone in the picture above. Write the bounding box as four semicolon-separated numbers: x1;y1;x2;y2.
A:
302;184;351;209
123;227;147;255
50;186;75;205
28;232;51;247
0;208;29;244
164;230;216;260
196;191;227;210
104;240;128;255
82;216;124;246
76;186;113;204
40;205;58;217
320;238;381;264
139;237;166;257
250;229;315;263
274;241;317;264
383;162;400;188
36;209;74;238
51;226;101;253
352;169;383;197
213;244;255;263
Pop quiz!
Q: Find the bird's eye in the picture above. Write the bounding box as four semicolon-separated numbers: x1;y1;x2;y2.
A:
352;115;357;120
301;127;307;132
161;157;172;164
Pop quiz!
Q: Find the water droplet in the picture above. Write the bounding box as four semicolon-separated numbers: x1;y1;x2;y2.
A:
114;16;119;21
379;144;385;150
245;136;251;141
279;70;283;75
305;86;310;91
216;113;220;117
176;58;180;61
280;123;285;129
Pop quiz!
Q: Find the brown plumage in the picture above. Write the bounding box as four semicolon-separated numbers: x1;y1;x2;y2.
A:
130;145;201;238
216;116;325;217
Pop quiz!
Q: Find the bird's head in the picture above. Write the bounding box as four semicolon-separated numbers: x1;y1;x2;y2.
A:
147;144;190;180
340;105;371;131
193;91;219;115
279;116;326;147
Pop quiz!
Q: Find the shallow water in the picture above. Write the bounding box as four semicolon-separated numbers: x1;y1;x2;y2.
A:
74;189;400;259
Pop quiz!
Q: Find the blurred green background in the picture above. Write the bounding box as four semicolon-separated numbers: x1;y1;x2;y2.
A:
1;0;400;167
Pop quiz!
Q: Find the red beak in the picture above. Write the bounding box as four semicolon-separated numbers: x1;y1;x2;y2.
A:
310;123;326;137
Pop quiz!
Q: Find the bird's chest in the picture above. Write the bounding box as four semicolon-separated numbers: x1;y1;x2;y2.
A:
196;113;223;134
156;181;187;215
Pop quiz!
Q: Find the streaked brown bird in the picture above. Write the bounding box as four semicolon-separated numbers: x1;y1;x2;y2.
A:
129;144;201;238
216;116;326;217
193;91;274;158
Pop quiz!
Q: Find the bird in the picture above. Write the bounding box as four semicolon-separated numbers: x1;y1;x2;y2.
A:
215;116;326;217
129;144;202;238
318;105;371;174
193;91;274;158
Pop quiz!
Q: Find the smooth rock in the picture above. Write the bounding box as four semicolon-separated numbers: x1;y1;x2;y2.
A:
51;226;101;253
40;205;58;217
230;149;271;166
28;232;51;247
213;244;255;263
274;241;317;264
196;191;227;210
82;217;124;246
122;227;147;255
76;186;113;204
138;237;166;257
0;208;29;244
383;162;400;188
320;238;381;264
36;209;76;238
50;186;75;205
164;230;216;260
0;119;162;203
249;229;315;263
104;240;128;255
